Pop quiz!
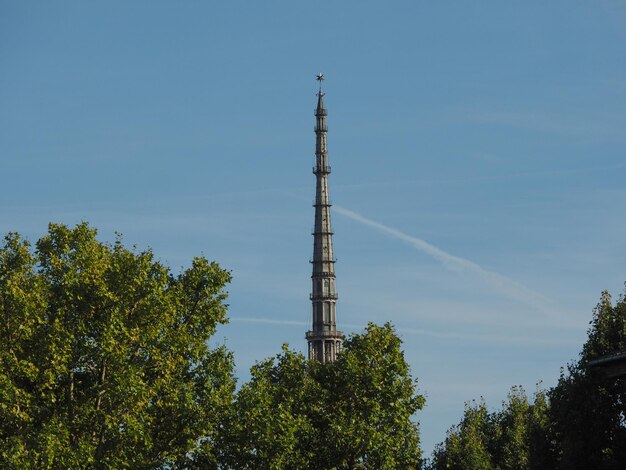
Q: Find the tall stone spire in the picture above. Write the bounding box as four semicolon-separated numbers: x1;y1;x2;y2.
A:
306;73;343;362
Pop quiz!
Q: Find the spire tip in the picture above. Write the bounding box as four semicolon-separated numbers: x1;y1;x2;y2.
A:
316;73;325;94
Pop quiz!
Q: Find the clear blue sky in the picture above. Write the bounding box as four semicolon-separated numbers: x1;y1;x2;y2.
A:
2;0;626;456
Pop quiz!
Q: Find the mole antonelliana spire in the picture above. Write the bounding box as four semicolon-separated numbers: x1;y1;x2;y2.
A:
306;73;343;362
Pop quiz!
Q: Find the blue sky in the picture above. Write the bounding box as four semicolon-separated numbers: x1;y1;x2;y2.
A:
2;0;626;456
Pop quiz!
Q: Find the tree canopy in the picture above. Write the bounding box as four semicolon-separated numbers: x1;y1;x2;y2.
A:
548;290;626;470
428;287;626;470
218;323;425;470
428;387;551;470
0;223;235;468
7;223;626;469
0;223;427;469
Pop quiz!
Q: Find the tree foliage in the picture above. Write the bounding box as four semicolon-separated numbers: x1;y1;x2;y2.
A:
0;223;235;469
318;323;424;469
548;290;626;470
215;345;318;469
429;287;626;469
218;322;424;469
428;387;550;470
429;398;495;470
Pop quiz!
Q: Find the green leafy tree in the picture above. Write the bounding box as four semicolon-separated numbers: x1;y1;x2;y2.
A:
525;387;553;470
548;290;626;470
0;223;235;469
428;387;551;470
490;386;552;470
215;345;318;469
491;388;530;469
316;322;425;469
218;322;424;469
429;287;626;470
429;399;494;470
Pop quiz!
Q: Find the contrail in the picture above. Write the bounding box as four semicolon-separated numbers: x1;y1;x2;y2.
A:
231;317;581;346
333;206;565;321
232;317;308;327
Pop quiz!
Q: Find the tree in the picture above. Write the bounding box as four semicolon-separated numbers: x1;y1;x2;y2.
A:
218;322;424;469
429;399;495;470
490;386;552;470
428;387;551;470
429;287;626;470
316;322;425;469
548;290;626;470
215;345;318;469
0;223;235;469
525;387;553;470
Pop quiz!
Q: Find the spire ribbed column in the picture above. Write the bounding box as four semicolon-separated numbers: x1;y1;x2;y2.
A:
306;75;343;363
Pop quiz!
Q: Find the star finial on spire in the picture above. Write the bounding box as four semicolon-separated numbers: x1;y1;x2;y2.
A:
316;73;325;94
